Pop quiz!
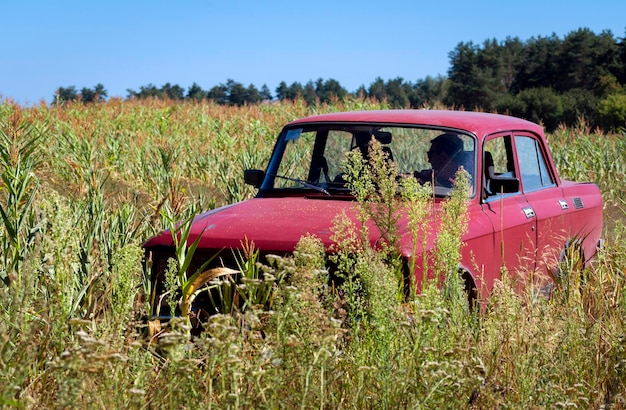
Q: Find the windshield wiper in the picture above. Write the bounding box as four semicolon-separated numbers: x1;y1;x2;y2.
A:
271;174;330;196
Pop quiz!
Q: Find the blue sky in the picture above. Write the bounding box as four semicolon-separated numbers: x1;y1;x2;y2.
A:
2;0;625;105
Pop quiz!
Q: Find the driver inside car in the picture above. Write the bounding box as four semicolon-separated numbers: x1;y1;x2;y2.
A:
414;133;466;188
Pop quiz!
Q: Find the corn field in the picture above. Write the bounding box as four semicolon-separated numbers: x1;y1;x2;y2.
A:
1;98;625;408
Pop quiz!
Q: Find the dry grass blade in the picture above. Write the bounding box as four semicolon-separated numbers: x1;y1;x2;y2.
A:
180;267;239;316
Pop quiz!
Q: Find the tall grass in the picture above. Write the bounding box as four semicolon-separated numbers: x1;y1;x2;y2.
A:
0;98;624;408
550;121;626;202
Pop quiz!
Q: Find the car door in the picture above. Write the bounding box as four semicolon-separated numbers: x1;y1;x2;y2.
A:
481;133;537;290
513;134;566;276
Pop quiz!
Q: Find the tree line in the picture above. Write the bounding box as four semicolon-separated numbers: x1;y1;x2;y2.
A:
54;27;626;131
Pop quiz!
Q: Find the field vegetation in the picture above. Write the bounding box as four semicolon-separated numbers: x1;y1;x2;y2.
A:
1;98;625;408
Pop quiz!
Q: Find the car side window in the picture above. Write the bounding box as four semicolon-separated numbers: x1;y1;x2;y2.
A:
514;135;554;191
485;137;513;176
483;135;519;199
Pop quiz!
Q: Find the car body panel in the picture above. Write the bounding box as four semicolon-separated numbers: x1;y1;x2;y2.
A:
286;110;544;138
145;197;362;252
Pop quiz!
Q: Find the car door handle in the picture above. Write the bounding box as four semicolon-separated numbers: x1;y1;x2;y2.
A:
522;206;535;219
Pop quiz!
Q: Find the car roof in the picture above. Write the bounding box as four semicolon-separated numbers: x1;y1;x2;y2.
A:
287;109;544;138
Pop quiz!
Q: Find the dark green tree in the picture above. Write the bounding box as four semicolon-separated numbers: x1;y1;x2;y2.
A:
275;81;289;100
367;77;387;103
275;81;304;101
127;84;161;99
618;29;626;84
511;34;561;93
560;89;599;126
555;28;620;94
515;87;564;131
93;84;107;101
79;84;107;103
225;79;247;105
187;82;206;101
445;41;491;109
53;86;78;104
246;84;262;104
354;85;368;98
409;75;449;107
260;84;272;101
384;77;410;108
315;78;347;103
303;81;317;105
80;87;96;103
448;38;521;110
286;82;304;100
161;83;185;100
207;84;228;104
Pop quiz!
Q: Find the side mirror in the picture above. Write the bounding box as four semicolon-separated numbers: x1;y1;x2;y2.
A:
244;169;265;188
490;177;519;194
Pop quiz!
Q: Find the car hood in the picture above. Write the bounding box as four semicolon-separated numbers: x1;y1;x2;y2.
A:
143;197;366;253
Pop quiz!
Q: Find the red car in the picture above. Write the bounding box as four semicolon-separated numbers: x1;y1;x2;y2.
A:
144;110;603;317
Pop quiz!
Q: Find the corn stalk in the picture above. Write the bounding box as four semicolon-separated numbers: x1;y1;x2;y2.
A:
0;119;43;286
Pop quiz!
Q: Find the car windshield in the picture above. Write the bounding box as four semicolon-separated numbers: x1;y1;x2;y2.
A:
264;124;476;196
